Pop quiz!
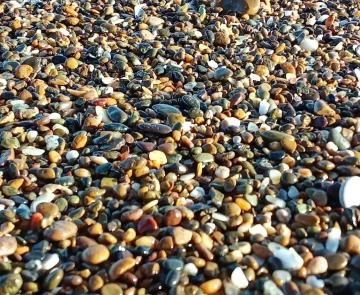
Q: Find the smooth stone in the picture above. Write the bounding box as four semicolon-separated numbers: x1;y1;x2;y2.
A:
171;226;193;245
261;130;295;142
200;279;223;295
107;106;128;123
0;274;23;295
193;153;214;163
152;104;181;117
328;129;350;151
313;100;335;116
43;268;64;291
220;117;241;131
138;123;172;135
268;242;304;271
82;245;110;265
340;235;360;254
307;257;328;275
214;67;233;80
0;236;17;256
300;37;319;52
231;267;248;289
44;221;78;241
339;176;360;208
326;253;348;270
109;258;136;280
165;270;181;287
101;283;123;295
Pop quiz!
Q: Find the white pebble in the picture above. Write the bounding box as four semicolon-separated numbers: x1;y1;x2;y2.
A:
66;150;79;161
268;242;304;271
190;187;205;198
183;263;198;276
215;166;230;179
220;117;241;131
300;37;319;52
42;253;60;271
259;100;270;115
231;267;248;289
249;224;268;237
326;141;338;152
49;113;61;120
339;176;360;208
27;130;38;143
44;135;59;151
22;147;45;156
326;227;341;252
269;169;281;185
212;213;229;222
95;106;112;123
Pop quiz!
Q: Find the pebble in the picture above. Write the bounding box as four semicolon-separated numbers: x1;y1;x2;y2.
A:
339;176;360;208
81;245;110;265
0;236;17;257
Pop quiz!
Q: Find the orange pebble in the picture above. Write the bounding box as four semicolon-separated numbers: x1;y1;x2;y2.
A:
30;212;43;231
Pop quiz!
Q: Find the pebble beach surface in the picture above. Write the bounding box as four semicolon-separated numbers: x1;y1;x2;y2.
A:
0;0;360;294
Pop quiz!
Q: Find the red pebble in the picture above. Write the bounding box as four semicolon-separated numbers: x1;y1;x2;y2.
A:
137;216;158;235
31;212;43;231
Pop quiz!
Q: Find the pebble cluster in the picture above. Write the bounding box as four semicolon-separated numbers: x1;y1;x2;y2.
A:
0;0;360;294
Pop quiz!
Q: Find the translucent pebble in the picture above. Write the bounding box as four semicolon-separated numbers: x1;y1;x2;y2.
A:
268;242;304;271
326;227;341;252
248;122;259;132
183;263;198;276
269;169;281;185
42;253;60;271
264;280;284;295
95;106;112;123
259;100;270;115
190;187;205;198
306;275;325;288
30;193;55;212
233;136;241;145
249;224;268;237
66;150;79;161
266;195;286;208
288;186;300;199
131;183;141;191
273;270;291;286
231;267;248;289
